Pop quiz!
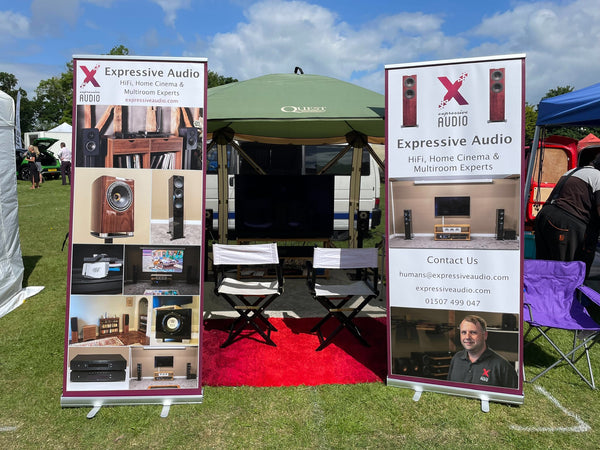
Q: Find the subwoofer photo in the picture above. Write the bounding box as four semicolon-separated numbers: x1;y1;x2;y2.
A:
489;68;505;122
90;175;135;238
155;308;192;341
168;175;184;239
179;127;198;170
402;75;417;127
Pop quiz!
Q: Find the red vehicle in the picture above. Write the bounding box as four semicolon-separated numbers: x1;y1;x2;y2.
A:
526;134;600;231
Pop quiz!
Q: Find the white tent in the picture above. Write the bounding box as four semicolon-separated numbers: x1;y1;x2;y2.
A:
0;90;43;318
48;122;72;133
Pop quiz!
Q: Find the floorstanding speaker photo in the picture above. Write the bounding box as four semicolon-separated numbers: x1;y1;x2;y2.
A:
403;209;413;240
489;68;506;122
168;175;184;239
402;75;417;127
496;208;505;240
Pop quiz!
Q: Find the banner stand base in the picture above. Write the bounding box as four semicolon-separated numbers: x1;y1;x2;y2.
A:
388;377;524;409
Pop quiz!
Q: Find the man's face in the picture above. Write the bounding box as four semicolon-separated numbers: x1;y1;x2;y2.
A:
459;320;487;355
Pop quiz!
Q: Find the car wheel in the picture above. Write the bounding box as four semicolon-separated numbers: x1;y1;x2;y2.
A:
20;166;31;181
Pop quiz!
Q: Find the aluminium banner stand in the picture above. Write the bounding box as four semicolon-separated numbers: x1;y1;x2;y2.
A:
61;55;207;415
385;55;525;410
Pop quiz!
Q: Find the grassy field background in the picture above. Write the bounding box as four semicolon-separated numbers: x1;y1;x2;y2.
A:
1;177;600;448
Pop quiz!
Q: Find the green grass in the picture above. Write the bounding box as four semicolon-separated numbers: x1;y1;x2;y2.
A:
2;178;600;448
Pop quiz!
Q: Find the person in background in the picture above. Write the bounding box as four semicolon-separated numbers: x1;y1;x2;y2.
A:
57;142;72;185
447;315;518;389
534;154;600;278
25;145;40;189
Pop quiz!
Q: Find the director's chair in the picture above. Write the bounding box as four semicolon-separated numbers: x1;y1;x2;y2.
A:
306;247;379;351
212;243;284;348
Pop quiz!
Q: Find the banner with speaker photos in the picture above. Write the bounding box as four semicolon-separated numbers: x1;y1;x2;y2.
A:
61;55;207;408
384;55;525;405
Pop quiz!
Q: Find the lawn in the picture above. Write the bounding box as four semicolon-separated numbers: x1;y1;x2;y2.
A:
1;178;599;449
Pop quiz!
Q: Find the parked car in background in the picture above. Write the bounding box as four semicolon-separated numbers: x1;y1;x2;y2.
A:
15;137;61;181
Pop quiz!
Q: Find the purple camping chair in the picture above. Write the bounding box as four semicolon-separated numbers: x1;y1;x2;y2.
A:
523;259;600;389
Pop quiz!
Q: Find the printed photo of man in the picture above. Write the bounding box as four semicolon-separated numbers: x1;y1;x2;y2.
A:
447;314;518;389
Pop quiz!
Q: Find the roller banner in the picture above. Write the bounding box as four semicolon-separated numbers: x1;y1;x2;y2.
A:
61;55;207;409
385;55;525;406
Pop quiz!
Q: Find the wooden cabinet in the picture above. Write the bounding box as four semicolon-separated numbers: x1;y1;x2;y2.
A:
82;325;97;341
105;136;183;169
99;317;120;336
433;224;471;241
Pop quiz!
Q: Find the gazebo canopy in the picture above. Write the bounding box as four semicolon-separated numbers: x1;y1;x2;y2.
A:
206;73;385;145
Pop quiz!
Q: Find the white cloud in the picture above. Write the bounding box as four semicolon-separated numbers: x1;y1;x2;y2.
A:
205;0;466;93
151;0;192;27
0;10;29;38
468;0;600;103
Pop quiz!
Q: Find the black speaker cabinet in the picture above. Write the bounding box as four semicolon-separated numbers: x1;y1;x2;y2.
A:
90;175;135;238
205;209;213;233
81;127;101;156
179;127;198;170
155;308;192;341
496;208;505;240
489;68;505;122
71;317;78;343
357;211;370;234
168;175;184;239
402;75;417;127
403;209;413;240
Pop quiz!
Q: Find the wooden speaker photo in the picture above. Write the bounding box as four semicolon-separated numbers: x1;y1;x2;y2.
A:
402;75;417;127
90;175;135;238
489;68;505;122
168;175;184;240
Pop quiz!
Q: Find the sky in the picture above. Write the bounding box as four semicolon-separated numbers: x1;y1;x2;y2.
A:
1;0;599;105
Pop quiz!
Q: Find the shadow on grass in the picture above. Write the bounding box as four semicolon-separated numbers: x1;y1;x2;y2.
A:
22;255;43;286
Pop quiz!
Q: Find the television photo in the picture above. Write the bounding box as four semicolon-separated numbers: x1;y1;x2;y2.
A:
434;196;470;217
141;248;184;273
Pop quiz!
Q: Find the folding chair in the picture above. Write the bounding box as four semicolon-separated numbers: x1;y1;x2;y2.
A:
212;243;284;347
523;259;600;389
306;247;379;351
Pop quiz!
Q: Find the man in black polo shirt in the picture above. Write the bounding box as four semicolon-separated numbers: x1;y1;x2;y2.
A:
447;315;518;389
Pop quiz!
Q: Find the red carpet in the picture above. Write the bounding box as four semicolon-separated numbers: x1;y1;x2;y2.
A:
202;317;387;387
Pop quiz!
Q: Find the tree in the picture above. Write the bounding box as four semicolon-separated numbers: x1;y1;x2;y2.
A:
0;71;36;135
108;45;129;56
524;103;537;145
33;62;73;129
208;70;237;88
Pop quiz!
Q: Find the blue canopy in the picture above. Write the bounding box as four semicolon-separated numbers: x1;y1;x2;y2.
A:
537;82;600;126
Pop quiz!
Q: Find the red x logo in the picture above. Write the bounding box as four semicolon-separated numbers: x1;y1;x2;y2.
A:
80;65;101;88
482;368;490;377
438;73;468;108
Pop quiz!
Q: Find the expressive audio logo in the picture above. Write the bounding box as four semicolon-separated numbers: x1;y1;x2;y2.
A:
80;65;101;89
438;72;469;110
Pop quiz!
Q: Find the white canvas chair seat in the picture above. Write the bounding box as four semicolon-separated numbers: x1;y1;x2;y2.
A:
307;247;379;351
212;243;284;347
218;278;280;296
314;281;376;297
